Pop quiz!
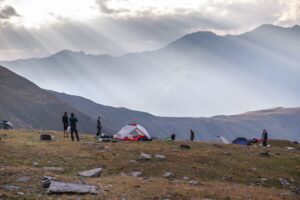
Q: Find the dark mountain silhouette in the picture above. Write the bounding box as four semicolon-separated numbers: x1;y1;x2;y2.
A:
0;65;95;133
1;24;300;117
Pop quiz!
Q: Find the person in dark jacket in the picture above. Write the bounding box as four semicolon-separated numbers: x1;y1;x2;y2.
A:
190;129;195;142
96;116;102;137
69;113;79;142
262;129;268;147
171;132;176;141
62;112;69;138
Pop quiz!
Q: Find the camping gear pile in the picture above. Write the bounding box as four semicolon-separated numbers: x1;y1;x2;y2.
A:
0;120;14;130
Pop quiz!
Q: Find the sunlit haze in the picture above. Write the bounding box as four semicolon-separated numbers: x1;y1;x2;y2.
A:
0;0;300;117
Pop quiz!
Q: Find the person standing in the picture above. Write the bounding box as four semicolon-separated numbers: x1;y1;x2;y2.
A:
69;113;79;142
171;132;176;141
62;112;69;138
96;116;102;137
190;129;195;142
262;129;268;147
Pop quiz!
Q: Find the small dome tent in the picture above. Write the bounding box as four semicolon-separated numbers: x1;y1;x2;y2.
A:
232;137;250;145
115;124;151;141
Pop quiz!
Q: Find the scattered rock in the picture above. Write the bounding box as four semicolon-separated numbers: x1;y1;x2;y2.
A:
2;185;21;191
129;160;137;164
189;180;198;186
259;151;270;157
155;155;166;160
259;178;268;182
183;176;190;180
248;167;257;172
286;147;294;150
279;177;289;187
180;144;190;149
47;181;99;194
16;177;31;183
43;167;65;172
32;161;39;167
16;192;24;196
78;168;102;178
280;192;292;196
42;176;56;188
163;172;175;179
130;171;142;177
139;153;152;161
292;186;300;194
40;134;52;141
43;176;56;181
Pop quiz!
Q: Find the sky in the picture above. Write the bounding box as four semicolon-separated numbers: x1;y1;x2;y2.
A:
0;0;300;117
0;0;299;60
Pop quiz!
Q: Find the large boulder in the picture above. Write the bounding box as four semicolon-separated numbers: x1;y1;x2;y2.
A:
47;181;99;194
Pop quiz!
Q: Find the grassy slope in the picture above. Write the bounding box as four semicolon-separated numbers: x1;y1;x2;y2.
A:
0;130;299;200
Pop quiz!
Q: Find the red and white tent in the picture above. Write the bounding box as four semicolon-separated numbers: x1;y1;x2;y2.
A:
114;124;151;141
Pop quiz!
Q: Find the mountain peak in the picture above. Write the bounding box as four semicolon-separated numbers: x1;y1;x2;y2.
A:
52;49;86;57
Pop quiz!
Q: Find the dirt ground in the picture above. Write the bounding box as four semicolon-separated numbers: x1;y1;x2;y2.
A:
0;130;299;200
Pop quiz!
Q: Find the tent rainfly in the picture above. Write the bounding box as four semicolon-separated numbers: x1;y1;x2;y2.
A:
114;124;151;141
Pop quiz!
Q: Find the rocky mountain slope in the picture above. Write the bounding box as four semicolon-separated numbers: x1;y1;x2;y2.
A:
0;65;95;133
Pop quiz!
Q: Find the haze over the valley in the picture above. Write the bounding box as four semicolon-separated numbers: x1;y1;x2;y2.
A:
0;0;300;117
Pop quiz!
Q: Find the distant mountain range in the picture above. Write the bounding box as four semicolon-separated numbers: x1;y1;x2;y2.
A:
1;65;299;141
1;24;300;117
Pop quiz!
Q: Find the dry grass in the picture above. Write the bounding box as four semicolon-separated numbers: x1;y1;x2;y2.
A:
0;130;299;200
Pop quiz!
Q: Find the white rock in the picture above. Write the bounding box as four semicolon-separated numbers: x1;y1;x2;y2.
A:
130;171;142;177
140;153;152;161
189;180;198;186
163;172;175;178
47;181;99;194
155;155;166;160
78;168;102;178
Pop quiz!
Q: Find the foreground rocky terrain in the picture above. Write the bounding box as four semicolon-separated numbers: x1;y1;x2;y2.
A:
0;130;299;199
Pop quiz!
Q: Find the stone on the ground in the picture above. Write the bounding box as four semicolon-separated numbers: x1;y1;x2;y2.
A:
189;180;198;186
139;153;152;161
155;155;166;160
183;176;190;180
42;176;57;188
279;178;289;187
16;177;31;183
2;185;21;191
47;181;99;194
260;151;270;157
163;172;175;179
180;144;190;149
43;167;64;172
78;168;102;177
40;134;52;141
16;192;24;195
130;171;142;177
32;161;39;167
129;160;137;164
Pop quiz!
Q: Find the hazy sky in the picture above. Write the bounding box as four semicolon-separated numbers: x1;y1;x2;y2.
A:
0;0;299;60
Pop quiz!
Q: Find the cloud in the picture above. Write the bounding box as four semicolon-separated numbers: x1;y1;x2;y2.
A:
95;0;128;14
0;5;19;19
